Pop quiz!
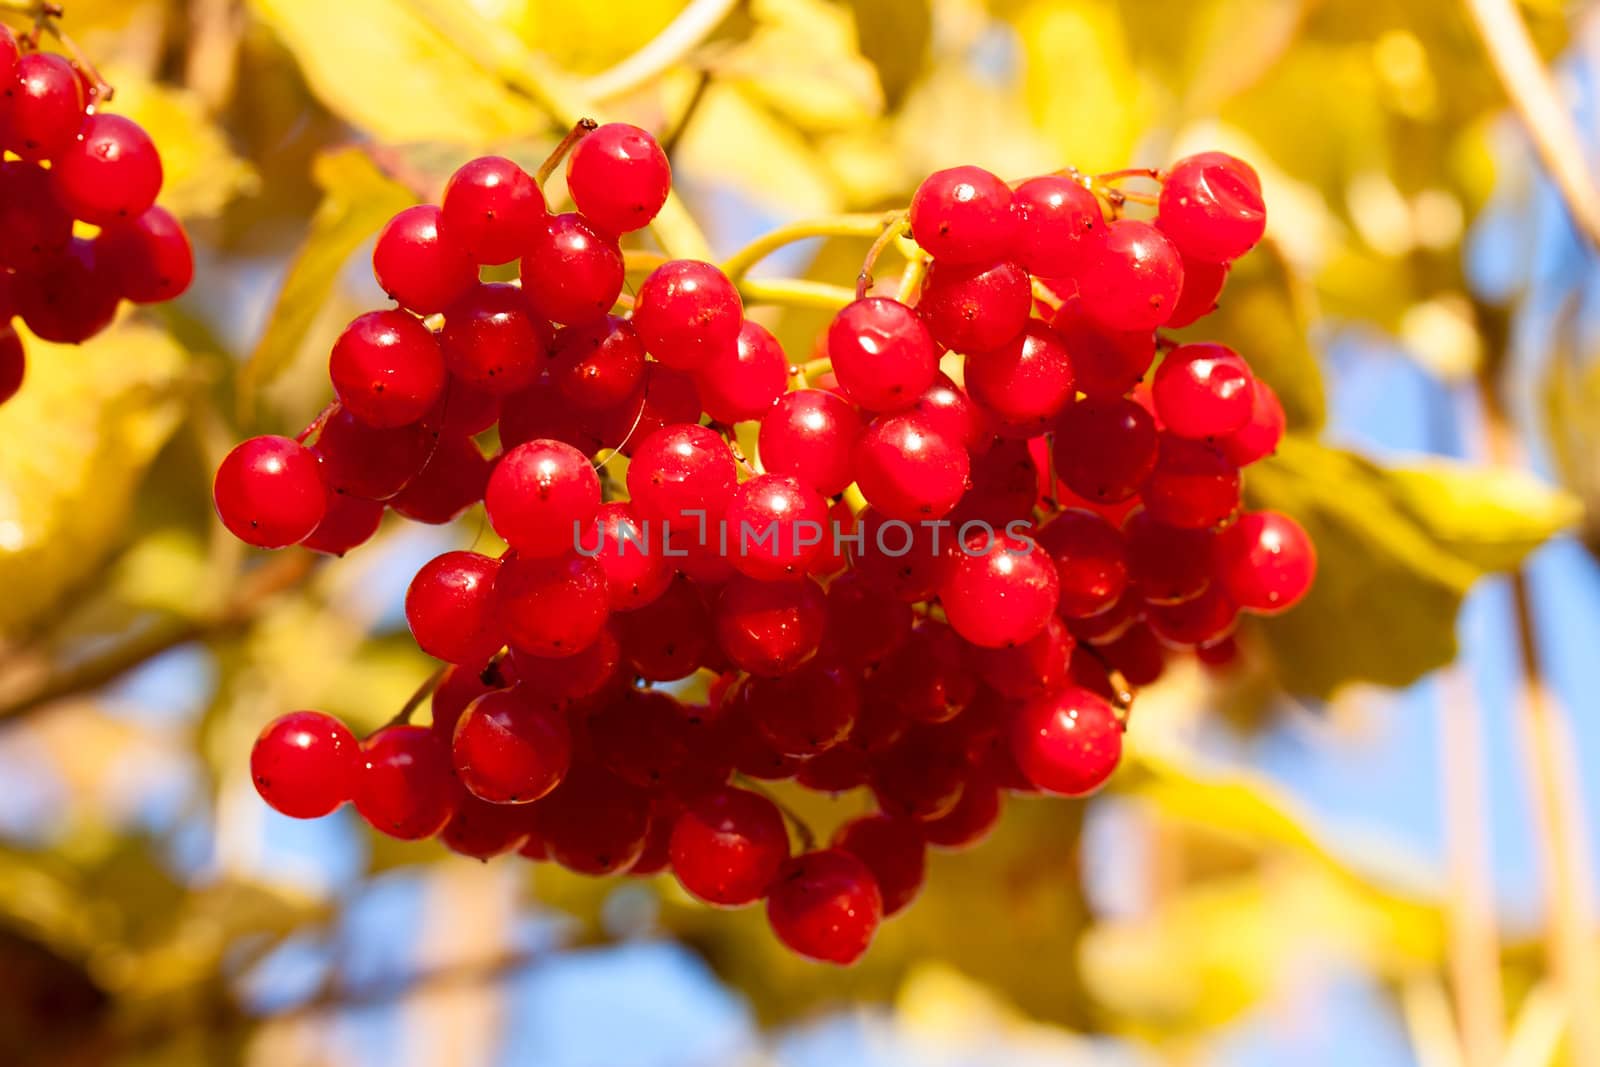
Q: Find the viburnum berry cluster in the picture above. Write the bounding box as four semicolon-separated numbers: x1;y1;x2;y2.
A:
0;16;194;406
219;120;1316;966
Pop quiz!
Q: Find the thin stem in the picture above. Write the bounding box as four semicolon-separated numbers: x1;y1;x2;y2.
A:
855;213;910;299
623;249;669;274
295;401;339;445
1464;0;1600;246
384;665;448;729
1095;167;1162;183
660;68;710;158
738;278;857;312
736;775;816;851
721;213;890;282
895;252;930;305
40;22;113;101
534;117;599;187
1076;642;1135;720
580;0;739;102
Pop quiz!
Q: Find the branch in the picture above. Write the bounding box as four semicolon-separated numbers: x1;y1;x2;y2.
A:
737;278;857;311
1464;0;1600;246
721;213;890;281
581;0;739;102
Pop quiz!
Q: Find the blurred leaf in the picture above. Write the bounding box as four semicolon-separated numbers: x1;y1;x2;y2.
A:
0;322;188;637
241;148;413;402
722;0;883;131
849;0;931;109
676;83;844;219
1014;0;1148;173
518;0;686;75
1383;460;1580;571
102;67;258;218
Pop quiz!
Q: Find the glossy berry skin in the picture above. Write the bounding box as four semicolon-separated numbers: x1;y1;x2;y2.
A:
405;551;505;666
1053;297;1158;399
0;327;23;405
485;439;600;558
550;315;646;411
822;570;913;668
908;165;1019;265
737;661;860;757
1152;343;1256;440
214;435;327;548
1158;152;1266;264
494;551;611;658
965;319;1075;436
312;409;432;501
1165;255;1229;328
1213;510;1316;615
626;423;739;524
831;814;925;917
854;412;970;521
759;389;865;496
511;623;620;702
441;155;546;265
669;786;790;907
0;160;72;268
328;310;446;427
1216;379;1285;467
372;204;476;314
12;238;120;344
1052;397;1159;504
847;506;957;603
715;575;826;676
696;319;788;424
355;725;456;840
535;768;652;876
970;614;1073;698
1013;175;1102;279
1123;508;1213;605
565;122;672;235
922;778;1003;851
1076;219;1183;332
583;501;673;611
423;374;500;437
766;849;884;965
869;620;976;724
1009;687;1122;796
301;493;384;556
452;688;572;804
1035;509;1129;619
939;530;1060;649
98;206;195;304
632;259;743;371
440;282;549;394
912;371;987;450
1146;584;1238;647
5;53;83;161
724;474;829;581
521;212;625;325
441;794;532;860
388;434;492;525
616;575;713;680
250;711;360;819
826;298;938;412
1141;436;1241;529
917;259;1032;355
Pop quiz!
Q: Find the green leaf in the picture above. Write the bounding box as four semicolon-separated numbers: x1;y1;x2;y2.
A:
849;0;932;109
239;148;414;405
1383;460;1580;572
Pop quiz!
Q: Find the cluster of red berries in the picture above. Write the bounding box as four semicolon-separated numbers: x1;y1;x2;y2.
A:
218;120;1316;965
0;22;194;406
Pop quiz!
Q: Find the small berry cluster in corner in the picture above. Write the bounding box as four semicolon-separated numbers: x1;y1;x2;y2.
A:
219;118;1316;966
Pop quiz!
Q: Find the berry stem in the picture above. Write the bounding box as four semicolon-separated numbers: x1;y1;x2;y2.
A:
533;117;599;187
1095;167;1163;184
623;249;670;274
894;252;930;305
735;775;816;852
1076;642;1136;722
854;212;910;300
580;0;739;101
709;422;756;474
39;21;114;101
385;664;449;728
1030;278;1063;314
738;278;857;312
295;400;339;445
721;213;896;282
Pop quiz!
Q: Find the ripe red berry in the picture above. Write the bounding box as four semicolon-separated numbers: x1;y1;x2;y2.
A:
822;570;913;668
405;551;505;666
1102;622;1165;685
312;408;433;500
534;766;652;875
1213;510;1316;615
0;326;24;405
214;434;328;548
912;371;988;450
715;575;827;676
1141;436;1241;529
616;574;713;680
511;623;620;703
1012;175;1102;279
1216;379;1285;466
485;439;600;558
1009;687;1122;796
826;297;938;411
549;315;646;412
1152;343;1256;440
669;786;790;907
422;374;501;437
939;530;1060;649
494;551;611;658
441;155;546;265
250;710;360;818
0;159;72;268
964;319;1075;436
1076;218;1183;332
328;309;446;427
969;613;1074;698
440;793;533;860
300;493;384;556
1158;151;1267;264
696;319;788;424
372;204;477;314
916;259;1032;354
632;259;743;371
1122;508;1213;606
1035;509;1129;619
4;53;83;161
387;434;492;525
583;501;674;611
766;849;883;964
921;777;1003;850
847;506;957;602
908;165;1018;265
1051;397;1159;504
868;620;976;723
439;282;549;395
12;237;120;344
724;473;830;581
854;412;970;521
521;212;625;325
625;423;739;524
1165;254;1229;328
452;687;572;804
736;661;860;757
565;122;672;235
831;814;925;917
98;206;195;305
758;388;865;496
355;724;457;840
1145;584;1238;647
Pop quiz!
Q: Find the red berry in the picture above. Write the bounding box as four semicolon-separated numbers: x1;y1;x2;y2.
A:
430;661;516;743
965;319;1075;436
1151;343;1255;440
724;473;830;581
1158;152;1266;264
912;370;988;450
406;551;505;666
422;374;501;437
250;710;360;818
1013;175;1102;278
616;575;713;680
822;570;913;668
921;777;1003;850
12;237;120;344
452;687;571;803
1076;219;1182;332
827;297;938;411
534;766;652;875
1215;379;1285;467
485;439;600;558
1213;510;1316;615
1165;255;1229;328
758;388;864;496
98;205;195;304
766;849;883;964
441;155;546;266
0;159;72;268
736;661;860;757
939;529;1060;649
1051;396;1159;504
494;551;611;658
4;53;83;161
521;212;625;325
441;792;532;860
328;309;446;427
565;122;672;235
1102;622;1165;685
969;614;1074;698
847;505;957;602
300;493;384;556
0;326;23;405
854;412;970;520
372;204;476;314
1141;435;1240;529
1122;508;1213;605
511;623;620;702
439;282;549;395
831;814;925;917
355;725;457;840
669;786;790;907
312;408;432;500
581;501;673;611
214;434;327;548
549;315;646;412
917;259;1032;354
1146;584;1238;647
1009;687;1122;796
632;259;743;370
626;423;739;524
908;165;1018;265
387;433;492;525
696;319;788;424
1035;509;1129;618
869;619;977;723
714;575;826;676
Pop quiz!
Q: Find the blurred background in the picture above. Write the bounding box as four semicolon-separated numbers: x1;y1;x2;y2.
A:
0;0;1598;1064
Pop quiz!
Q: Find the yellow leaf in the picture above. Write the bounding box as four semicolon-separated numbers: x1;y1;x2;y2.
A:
0;321;187;636
674;83;842;220
1014;0;1147;173
1382;459;1581;572
719;0;883;131
848;0;931;110
516;0;685;76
